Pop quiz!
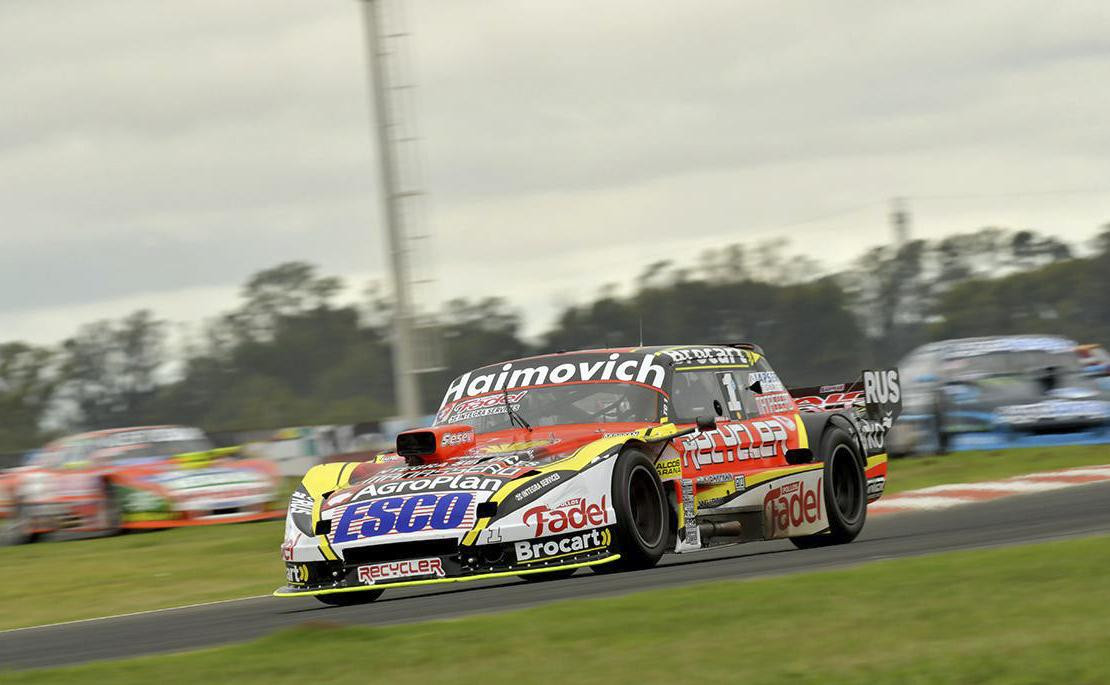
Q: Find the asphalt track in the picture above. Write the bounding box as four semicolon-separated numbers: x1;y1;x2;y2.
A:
4;481;1110;670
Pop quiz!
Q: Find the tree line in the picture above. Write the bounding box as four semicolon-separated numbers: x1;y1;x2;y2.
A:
1;225;1106;451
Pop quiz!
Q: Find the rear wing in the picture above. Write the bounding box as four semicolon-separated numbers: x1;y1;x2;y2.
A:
789;369;902;420
789;369;903;453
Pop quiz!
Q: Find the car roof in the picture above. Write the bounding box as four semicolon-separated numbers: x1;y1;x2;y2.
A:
45;425;197;448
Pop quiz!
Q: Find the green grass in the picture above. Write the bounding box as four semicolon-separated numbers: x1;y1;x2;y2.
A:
886;443;1110;494
2;444;1105;631
5;534;1110;684
0;520;284;631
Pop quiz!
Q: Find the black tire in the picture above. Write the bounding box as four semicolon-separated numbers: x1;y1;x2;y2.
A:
593;448;669;572
1;496;31;546
518;568;578;582
315;589;384;606
100;480;123;536
790;426;867;549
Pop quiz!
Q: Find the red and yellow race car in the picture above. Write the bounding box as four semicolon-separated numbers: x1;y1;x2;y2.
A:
0;425;283;544
276;344;901;605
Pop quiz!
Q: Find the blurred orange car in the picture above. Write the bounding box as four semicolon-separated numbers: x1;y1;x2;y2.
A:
0;425;283;544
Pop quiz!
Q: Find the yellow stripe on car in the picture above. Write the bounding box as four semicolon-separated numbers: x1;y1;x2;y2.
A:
273;554;621;597
299;462;361;562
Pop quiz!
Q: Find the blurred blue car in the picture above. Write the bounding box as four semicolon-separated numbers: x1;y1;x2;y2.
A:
887;335;1110;455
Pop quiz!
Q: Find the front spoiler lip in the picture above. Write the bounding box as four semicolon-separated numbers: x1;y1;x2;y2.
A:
272;553;621;598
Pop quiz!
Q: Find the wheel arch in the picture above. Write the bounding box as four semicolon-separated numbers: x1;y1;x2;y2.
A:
798;411;866;468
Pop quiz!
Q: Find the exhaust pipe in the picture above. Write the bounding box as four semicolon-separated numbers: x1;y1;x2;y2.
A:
698;520;744;538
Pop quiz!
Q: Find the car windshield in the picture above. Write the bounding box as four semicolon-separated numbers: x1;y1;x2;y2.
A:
434;382;662;434
942;351;1081;378
99;438;215;463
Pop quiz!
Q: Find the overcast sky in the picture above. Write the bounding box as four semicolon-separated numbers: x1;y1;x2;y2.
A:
2;0;1108;344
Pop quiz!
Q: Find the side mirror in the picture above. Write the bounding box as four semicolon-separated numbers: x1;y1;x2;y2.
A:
747;380;763;395
695;415;717;432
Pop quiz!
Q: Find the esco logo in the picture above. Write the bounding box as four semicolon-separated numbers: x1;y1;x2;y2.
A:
332;492;473;543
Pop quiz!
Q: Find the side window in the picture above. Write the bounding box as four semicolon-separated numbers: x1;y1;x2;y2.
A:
671;371;730;421
734;365;793;417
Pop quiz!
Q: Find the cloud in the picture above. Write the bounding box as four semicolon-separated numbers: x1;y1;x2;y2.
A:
1;0;1108;344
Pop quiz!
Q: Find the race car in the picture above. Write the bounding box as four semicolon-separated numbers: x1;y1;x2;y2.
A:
0;425;283;544
887;335;1110;455
276;344;901;605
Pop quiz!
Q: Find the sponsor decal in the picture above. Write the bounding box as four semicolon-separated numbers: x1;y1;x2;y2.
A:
515;528;612;563
440;430;475;447
513;472;563;503
522;495;609;537
747;371;785;392
345;454;540;502
289;490;315;516
680;478;698;546
867;476;886;497
764;478;823;536
439;392;527;424
818;383;846;394
859;418;889;452
794;391;864;412
100;427;206;447
754;391;794;415
662;347;751;368
440;353;668;407
281;539;295;561
285;563;309;584
679;417;794;470
863;369;901;412
332;492;475;543
357;558;446;584
353;475;503;499
655;457;681;480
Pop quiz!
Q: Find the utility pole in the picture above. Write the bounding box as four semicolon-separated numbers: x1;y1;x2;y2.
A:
890;197;911;246
358;0;421;423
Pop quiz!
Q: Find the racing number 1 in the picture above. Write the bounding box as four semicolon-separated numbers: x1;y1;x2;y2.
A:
717;372;745;418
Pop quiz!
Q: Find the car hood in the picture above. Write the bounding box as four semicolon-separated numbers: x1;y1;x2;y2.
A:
140;464;274;495
317;423;649;553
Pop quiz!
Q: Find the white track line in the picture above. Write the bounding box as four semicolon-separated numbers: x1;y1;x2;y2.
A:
1;594;270;635
872;463;1110;513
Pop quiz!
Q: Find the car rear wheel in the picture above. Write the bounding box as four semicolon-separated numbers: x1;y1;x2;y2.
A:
1;497;31;546
93;480;123;537
790;426;867;549
593;448;669;572
315;589;384;606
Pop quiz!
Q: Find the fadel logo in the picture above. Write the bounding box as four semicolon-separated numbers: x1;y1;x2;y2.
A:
357;558;445;584
522;496;609;537
764;478;823;535
515;528;612;563
332;492;474;543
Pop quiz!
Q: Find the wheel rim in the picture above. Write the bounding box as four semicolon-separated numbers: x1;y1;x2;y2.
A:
627;464;664;548
829;445;863;523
